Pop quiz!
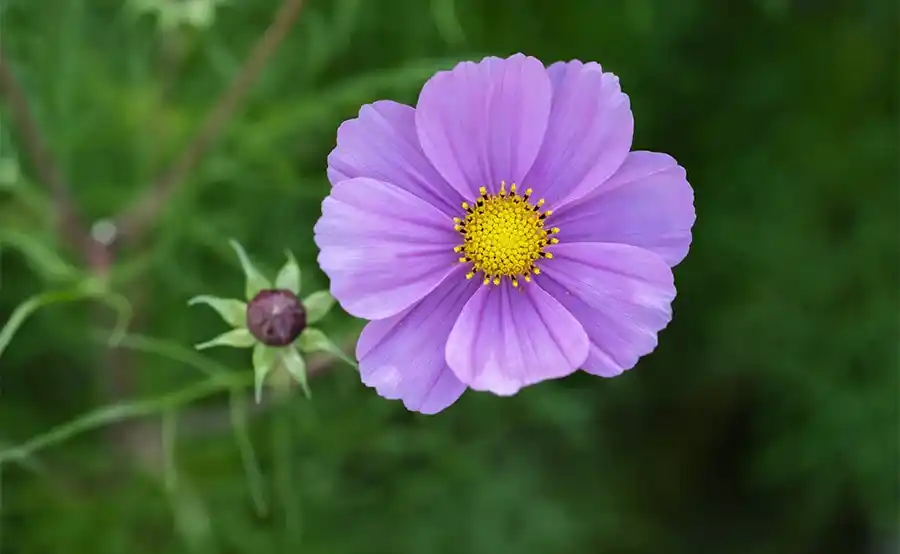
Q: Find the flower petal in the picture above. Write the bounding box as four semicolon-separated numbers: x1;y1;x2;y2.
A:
356;268;479;414
445;283;589;395
538;242;675;377
327;100;462;216
416;54;552;200
314;177;457;320
552;151;696;266
522;61;633;209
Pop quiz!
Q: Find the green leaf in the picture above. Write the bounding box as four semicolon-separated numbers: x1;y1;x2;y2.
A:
252;343;278;403
194;328;255;351
303;290;335;324
274;250;301;294
187;295;247;328
281;345;311;398
297;327;358;370
229;239;271;300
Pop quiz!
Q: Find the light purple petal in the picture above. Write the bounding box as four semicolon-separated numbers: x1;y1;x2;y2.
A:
356;268;479;414
538;242;675;377
524;60;633;209
314;177;457;320
445;283;589;395
416;54;552;200
551;151;696;266
327;100;462;216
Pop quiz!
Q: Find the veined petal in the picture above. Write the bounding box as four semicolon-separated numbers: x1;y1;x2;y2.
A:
538;242;675;377
416;54;552;200
552;151;696;266
445;283;589;395
327;100;462;216
356;268;479;414
314;177;457;320
525;60;633;209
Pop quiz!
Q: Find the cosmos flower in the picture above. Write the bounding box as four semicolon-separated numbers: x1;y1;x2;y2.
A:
315;54;695;414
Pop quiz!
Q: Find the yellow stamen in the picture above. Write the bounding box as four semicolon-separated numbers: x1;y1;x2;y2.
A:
452;184;558;286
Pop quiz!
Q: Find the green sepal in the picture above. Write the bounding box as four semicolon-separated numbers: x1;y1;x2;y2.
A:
229;239;271;300
252;343;278;403
281;345;311;398
187;295;247;328
274;250;302;295
296;327;358;370
303;290;334;323
303;290;335;324
194;328;255;351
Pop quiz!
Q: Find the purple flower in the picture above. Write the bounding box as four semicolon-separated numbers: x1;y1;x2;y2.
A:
315;54;695;414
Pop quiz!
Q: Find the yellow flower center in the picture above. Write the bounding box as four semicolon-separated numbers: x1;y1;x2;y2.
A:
453;182;559;287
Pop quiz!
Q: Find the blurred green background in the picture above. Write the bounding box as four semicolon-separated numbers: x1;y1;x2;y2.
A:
0;0;897;552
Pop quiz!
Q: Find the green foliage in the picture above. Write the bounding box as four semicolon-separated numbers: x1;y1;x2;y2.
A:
0;0;896;553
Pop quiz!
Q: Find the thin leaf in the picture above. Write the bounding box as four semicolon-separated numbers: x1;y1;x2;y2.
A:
228;239;271;300
0;287;132;362
430;0;466;46
88;332;267;516
0;229;80;282
187;295;247;328
194;328;255;351
0;363;252;464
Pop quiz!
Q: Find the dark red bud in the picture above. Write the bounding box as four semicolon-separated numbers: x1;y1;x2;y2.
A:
246;289;306;347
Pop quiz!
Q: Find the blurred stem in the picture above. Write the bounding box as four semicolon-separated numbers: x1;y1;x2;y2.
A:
162;409;178;494
101;0;305;466
0;331;353;465
0;49;87;254
146;31;187;171
272;386;303;547
230;391;269;517
0;370;248;465
115;0;307;244
0;463;4;552
0;287;131;362
158;31;186;100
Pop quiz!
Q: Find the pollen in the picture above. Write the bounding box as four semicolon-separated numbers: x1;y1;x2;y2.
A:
453;182;558;286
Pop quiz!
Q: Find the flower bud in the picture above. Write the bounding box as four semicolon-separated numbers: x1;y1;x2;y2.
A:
246;289;306;347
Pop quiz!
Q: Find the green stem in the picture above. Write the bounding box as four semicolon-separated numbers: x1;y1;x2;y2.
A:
0;372;250;465
0;330;352;466
0;287;131;361
272;388;302;547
